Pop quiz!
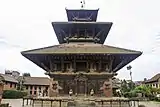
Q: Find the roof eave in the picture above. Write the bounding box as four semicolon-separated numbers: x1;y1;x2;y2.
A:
52;22;113;44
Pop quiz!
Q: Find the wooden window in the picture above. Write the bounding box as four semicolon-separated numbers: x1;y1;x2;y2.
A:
10;83;12;88
30;91;32;95
39;86;41;91
34;91;36;95
26;86;28;90
95;63;99;71
56;64;61;71
46;86;48;90
76;62;86;71
30;86;33;90
34;86;37;90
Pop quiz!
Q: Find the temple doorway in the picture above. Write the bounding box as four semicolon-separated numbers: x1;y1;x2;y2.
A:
74;74;88;95
77;81;85;94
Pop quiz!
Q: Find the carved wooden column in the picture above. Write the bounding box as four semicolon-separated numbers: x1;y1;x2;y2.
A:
73;56;76;72
69;61;72;72
86;61;89;72
85;80;87;96
75;79;77;95
90;61;94;72
61;57;64;72
99;60;102;72
49;59;54;72
109;56;114;72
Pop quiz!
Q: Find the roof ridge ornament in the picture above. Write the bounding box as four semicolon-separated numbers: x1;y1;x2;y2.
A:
80;0;85;9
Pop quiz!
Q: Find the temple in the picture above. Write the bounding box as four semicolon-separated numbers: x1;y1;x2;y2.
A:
21;7;142;97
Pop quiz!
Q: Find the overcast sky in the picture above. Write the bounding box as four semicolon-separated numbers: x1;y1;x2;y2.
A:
0;0;160;81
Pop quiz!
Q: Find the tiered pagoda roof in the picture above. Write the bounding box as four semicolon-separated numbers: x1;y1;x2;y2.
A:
21;8;142;73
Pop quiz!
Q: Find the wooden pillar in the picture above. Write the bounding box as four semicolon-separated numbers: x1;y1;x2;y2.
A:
75;79;77;95
86;61;89;72
85;80;87;96
41;100;43;107
51;101;53;107
77;29;79;38
85;29;87;38
26;99;28;105
22;98;24;107
101;101;103;107
109;57;114;72
59;100;62;107
73;56;76;72
134;101;135;107
69;61;72;72
69;27;71;38
96;80;98;94
99;60;101;72
32;100;34;107
90;61;93;72
61;57;64;72
110;101;112;107
119;101;121;107
49;59;54;71
30;99;32;105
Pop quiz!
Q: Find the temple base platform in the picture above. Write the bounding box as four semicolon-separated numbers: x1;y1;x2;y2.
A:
23;96;140;107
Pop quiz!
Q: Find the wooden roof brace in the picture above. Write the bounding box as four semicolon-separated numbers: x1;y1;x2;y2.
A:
112;59;127;72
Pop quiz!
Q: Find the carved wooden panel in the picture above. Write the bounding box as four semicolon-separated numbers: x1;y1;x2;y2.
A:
74;74;88;81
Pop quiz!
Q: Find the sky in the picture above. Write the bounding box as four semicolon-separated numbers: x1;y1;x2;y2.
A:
0;0;160;81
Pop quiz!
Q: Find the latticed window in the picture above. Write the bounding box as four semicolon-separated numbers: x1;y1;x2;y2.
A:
76;62;86;71
56;64;61;71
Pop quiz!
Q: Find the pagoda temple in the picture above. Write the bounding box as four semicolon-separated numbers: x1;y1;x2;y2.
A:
21;7;142;97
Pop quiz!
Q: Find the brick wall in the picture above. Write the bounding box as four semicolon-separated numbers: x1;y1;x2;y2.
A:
3;82;17;90
25;85;49;96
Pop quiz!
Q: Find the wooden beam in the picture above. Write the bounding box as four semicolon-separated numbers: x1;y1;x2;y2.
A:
49;59;54;71
40;63;51;72
95;29;103;38
112;59;126;72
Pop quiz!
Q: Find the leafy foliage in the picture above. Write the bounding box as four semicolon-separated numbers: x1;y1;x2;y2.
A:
2;90;27;99
134;85;152;97
120;80;135;95
120;80;160;99
22;73;31;77
17;76;25;91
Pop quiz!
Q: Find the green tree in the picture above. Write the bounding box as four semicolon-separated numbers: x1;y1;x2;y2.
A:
120;79;136;97
22;73;31;77
17;76;25;91
134;85;152;97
